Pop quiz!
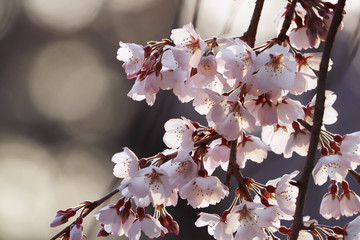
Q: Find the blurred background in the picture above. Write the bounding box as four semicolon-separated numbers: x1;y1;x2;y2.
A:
0;0;359;239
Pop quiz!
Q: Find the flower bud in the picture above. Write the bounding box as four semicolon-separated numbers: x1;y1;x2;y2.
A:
50;208;77;227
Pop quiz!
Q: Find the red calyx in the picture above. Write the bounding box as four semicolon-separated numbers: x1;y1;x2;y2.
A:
341;181;350;194
198;169;208;177
136;207;146;218
328;181;338;195
278;226;291;235
266;185;276;193
139;158;148;166
333;134;343;143
332;226;345;235
260;197;270;207
321;147;329;156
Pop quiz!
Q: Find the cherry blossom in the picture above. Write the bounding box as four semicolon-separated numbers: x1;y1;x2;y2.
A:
340;181;360;217
319;180;341;220
50;2;356;240
340;131;360;155
188;54;227;94
112;147;139;179
69;217;87;240
344;215;360;239
93;199;136;237
127;208;167;240
195;212;235;240
227;201;280;240
179;175;229;208
284;122;311;158
245;95;304;126
289;27;315;50
203;140;230;174
236;134;269;168
192;88;217;115
313;131;360;186
305;90;338;125
312;154;352;186
160;155;197;189
170;23;207;70
127;68;178;106
216;38;255;86
163;117;197;151
117;42;144;79
119;166;174;207
262;124;291;155
207;95;256;141
249;44;297;93
265;170;299;217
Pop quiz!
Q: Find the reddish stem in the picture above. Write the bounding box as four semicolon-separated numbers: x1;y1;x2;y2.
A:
225;140;253;202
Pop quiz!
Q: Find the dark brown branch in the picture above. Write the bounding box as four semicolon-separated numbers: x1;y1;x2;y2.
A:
289;1;346;239
195;133;221;147
349;170;360;186
277;0;298;42
50;188;120;240
241;0;265;48
225;140;253;202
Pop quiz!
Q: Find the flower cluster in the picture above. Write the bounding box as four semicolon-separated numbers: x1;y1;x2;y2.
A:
50;1;360;240
275;1;344;49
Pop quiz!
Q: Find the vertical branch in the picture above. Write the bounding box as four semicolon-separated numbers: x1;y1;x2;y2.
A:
349;170;360;186
277;0;298;42
241;0;265;48
289;1;346;239
225;140;253;202
226;0;267;201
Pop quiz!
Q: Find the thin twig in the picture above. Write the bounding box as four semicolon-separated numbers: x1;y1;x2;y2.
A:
277;0;298;42
241;0;265;48
225;140;253;202
50;188;120;240
349;170;360;186
289;1;346;239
